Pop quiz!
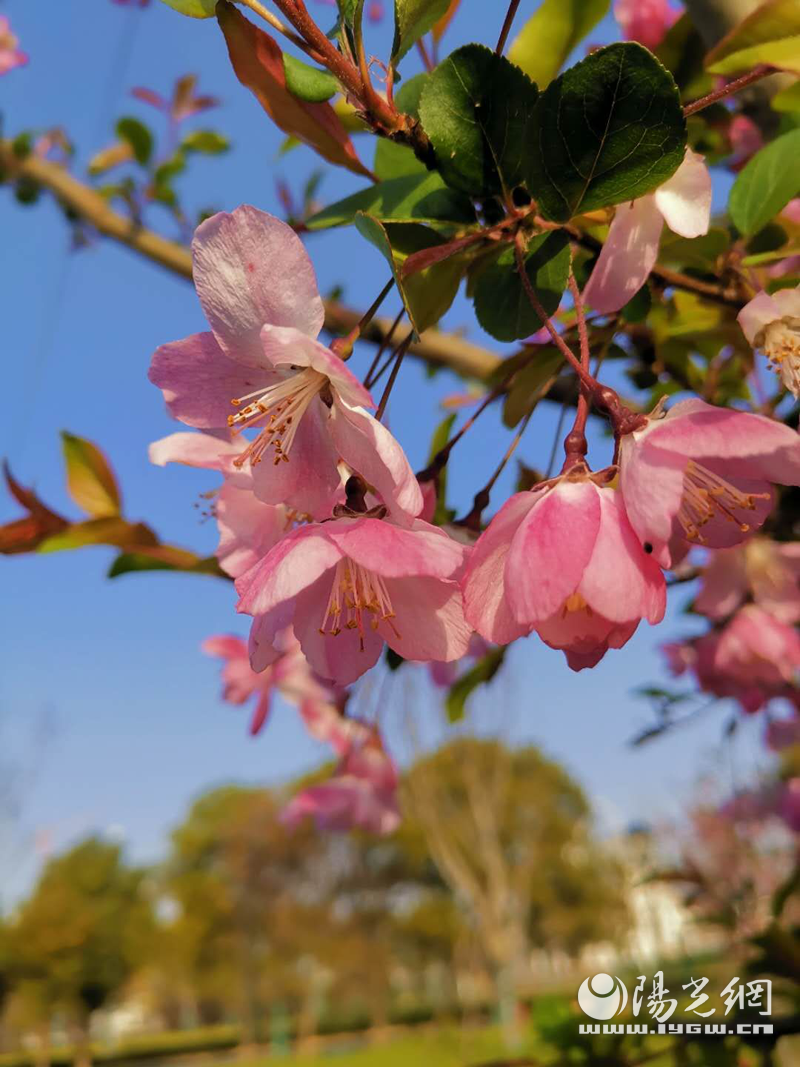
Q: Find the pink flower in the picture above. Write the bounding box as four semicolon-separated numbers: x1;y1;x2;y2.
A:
461;473;666;671
149;206;421;521
738;283;800;398
583;149;711;313
235;512;472;685
727;114;763;171
714;606;800;691
203;628;330;736
778;779;800;832
0;17;27;75
619;398;800;569
661;639;696;676
614;0;681;50
688;606;800;713
694;539;800;624
149;431;292;579
766;717;800;751
282;722;400;835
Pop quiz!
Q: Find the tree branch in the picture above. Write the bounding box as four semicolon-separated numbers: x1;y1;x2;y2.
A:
0;140;499;381
0;139;746;401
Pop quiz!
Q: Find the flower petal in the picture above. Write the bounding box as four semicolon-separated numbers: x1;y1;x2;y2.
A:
216;482;290;579
618;433;687;568
149;331;265;428
654;148;712;239
506;480;601;624
192;205;324;365
249;396;343;519
738;290;784;345
248;607;294;672
329;402;423;521
381;576;472;663
646;400;800;485
772;284;800;320
260;325;373;409
582;196;665;313
236;525;341;618
149;431;240;470
293;571;384;685
579;489;666;624
461;492;538;644
325;517;468;580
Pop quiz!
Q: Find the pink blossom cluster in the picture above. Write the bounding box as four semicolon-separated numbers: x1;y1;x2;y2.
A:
149;206;800;832
663;537;800;740
0;16;27;76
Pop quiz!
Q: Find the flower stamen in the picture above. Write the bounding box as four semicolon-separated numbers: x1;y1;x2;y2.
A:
764;318;800;397
228;368;327;468
678;460;770;543
319;559;400;650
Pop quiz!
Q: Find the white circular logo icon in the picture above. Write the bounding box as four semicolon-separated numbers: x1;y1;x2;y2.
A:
577;973;628;1020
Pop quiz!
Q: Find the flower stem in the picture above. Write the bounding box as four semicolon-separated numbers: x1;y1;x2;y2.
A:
375;331;413;421
330;278;395;361
458;407;535;532
495;0;523;55
683;64;776;117
363;307;405;389
514;235;646;440
416;37;434;73
562;273;590;470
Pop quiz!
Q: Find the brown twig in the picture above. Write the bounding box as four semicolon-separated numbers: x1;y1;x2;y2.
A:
683;64;776;116
495;0;523;55
375;331;413;421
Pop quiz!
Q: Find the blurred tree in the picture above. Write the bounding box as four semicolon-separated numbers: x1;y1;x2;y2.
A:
163;786;331;1048
402;739;628;1014
7;838;153;1067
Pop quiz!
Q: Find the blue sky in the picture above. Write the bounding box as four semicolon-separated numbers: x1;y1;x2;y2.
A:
0;0;772;906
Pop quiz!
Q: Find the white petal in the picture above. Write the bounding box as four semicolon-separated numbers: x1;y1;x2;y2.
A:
654;148;712;239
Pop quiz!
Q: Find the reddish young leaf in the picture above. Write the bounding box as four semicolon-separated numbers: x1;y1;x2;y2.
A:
217;2;374;180
0;462;68;554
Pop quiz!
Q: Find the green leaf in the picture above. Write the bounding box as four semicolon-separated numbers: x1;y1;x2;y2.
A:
474;231;571;342
772;80;800;112
706;0;800;75
526;42;686;222
38;518;158;554
729;128;800;235
108;547;226;577
282;54;340;103
116;117;154;167
508;0;609;88
620;284;652;323
180;130;230;154
306;171;476;230
336;0;364;29
417;44;539;200
392;0;451;63
502;346;564;427
61;432;121;517
446;648;505;723
374;74;429;180
354;215;463;335
158;0;217;16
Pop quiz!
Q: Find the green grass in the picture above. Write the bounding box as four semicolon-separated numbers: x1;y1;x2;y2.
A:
235;1026;544;1066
